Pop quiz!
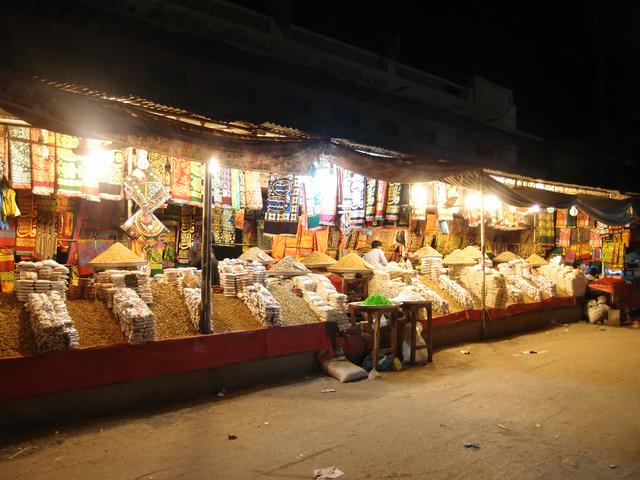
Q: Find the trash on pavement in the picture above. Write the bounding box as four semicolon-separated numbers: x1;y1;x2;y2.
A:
320;388;336;393
460;350;470;355
227;434;238;440
314;466;344;479
464;442;481;449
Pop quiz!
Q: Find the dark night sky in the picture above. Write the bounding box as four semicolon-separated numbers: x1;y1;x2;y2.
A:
230;1;640;149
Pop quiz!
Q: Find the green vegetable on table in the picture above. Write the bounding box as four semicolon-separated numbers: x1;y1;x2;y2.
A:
361;293;393;306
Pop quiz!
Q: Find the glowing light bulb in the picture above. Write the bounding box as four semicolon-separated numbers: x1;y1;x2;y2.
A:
484;195;500;212
208;157;220;174
569;206;578;217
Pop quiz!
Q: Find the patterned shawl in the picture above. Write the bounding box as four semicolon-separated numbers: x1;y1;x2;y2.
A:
349;173;366;228
188;160;204;207
30;128;56;196
56;134;83;197
365;178;377;223
170;157;191;204
244;170;263;210
386;183;402;221
264;174;301;236
9;126;32;190
213;207;236;245
375;180;388;222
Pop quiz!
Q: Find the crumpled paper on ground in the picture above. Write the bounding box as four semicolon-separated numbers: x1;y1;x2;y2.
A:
314;466;344;479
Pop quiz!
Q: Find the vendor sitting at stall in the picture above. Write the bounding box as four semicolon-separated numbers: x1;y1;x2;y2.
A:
188;241;220;285
363;240;388;269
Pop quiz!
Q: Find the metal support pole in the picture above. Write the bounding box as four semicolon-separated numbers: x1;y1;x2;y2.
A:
199;161;213;334
480;176;486;340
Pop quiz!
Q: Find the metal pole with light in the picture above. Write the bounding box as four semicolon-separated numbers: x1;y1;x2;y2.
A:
199;157;216;334
480;176;486;340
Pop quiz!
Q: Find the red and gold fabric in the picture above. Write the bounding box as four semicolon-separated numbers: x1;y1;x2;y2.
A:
170;157;191;204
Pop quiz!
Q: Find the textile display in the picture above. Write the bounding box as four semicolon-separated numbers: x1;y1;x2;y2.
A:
169;157;191;204
385;183;402;222
234;208;245;230
161;228;177;269
535;211;555;244
221;168;232;206
35;196;57;260
558;228;571;247
231;168;243;209
15;190;36;257
338;168;352;228
374;180;388;222
264;174;301;236
188;160;204;207
148;152;168;184
99;150;125;200
30;128;56;196
0;125;6;180
0;218;16;292
301;182;320;230
365;178;377;223
8;126;32;189
177;206;195;265
314;228;329;254
121;210;169;246
56;134;83;197
244;171;263;210
213;207;235;246
349;173;366;227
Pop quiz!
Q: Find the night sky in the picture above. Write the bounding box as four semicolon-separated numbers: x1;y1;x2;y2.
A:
230;1;640;152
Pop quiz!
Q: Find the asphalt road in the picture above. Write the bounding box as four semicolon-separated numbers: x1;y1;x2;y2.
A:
2;322;640;479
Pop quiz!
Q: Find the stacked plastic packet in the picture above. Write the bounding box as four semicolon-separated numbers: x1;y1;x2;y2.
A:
25;291;79;352
219;259;266;297
521;270;557;298
409;278;450;314
15;260;70;301
239;284;282;327
368;270;405;299
537;265;588;297
292;274;350;330
438;274;475;310
124;271;154;304
420;257;443;281
182;287;201;330
504;275;542;302
458;266;508;309
112;288;156;344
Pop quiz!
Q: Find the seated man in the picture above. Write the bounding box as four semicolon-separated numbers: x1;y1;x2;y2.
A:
363;240;388;269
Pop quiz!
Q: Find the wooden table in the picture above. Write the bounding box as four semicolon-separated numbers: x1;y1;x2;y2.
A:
348;302;401;371
399;300;433;364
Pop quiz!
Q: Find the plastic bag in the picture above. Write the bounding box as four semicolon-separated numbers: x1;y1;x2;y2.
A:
321;358;368;383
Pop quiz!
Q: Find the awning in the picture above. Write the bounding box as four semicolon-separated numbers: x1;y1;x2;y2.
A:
0;68;472;183
444;170;634;226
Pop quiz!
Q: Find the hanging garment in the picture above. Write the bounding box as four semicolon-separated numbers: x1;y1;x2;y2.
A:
8;126;31;190
231;168;242;209
264;174;301;236
221;168;232;206
212;207;236;246
375;180;388;222
188;160;204;207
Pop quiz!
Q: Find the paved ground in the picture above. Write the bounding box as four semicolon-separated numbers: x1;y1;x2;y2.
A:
2;322;640;479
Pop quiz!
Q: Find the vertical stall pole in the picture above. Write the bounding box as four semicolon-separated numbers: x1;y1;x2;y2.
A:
199;159;214;334
480;175;487;340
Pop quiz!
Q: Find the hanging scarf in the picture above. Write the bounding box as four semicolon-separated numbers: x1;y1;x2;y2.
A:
365;178;377;223
302;181;321;230
349;173;366;228
169;157;191;204
375;180;388;222
231;168;242;209
244;170;263;210
385;183;402;222
264;174;301;236
56;134;83;197
99;150;125;200
30;128;56;196
0;125;6;181
9;127;32;190
188;160;204;207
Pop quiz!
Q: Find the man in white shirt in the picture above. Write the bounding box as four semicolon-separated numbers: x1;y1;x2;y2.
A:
363;240;388;269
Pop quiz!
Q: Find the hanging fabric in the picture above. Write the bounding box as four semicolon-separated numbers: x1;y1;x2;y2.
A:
386;183;402;221
365;178;377;223
188;160;204;207
0;217;15;292
302;181;320;230
0;125;7;181
30;128;56;196
244;170;263;210
212;207;236;245
264;174;301;236
177;206;195;265
169;157;191;204
349;173;366;228
221;167;232;206
15;190;36;257
375;180;388;222
56;134;83;197
8;126;31;190
99;150;125;200
231;168;242;209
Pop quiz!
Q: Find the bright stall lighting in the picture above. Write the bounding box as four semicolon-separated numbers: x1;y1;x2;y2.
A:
464;192;481;210
208;156;220;174
569;205;578;217
546;207;555;213
484;195;500;212
528;205;541;213
410;183;428;208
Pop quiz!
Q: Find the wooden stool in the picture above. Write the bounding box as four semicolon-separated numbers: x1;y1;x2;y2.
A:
399;300;433;364
349;303;401;371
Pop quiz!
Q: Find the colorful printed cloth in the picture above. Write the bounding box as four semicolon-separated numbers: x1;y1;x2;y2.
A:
29;128;56;196
221;168;232;206
231;169;242;209
302;182;320;230
0;217;16;292
375;180;388;222
56;134;83;197
244;171;263;210
386;183;402;222
177;206;195;265
556;209;568;227
15;190;37;257
365;178;377;223
0;125;6;181
189;161;204;207
349;173;366;228
264;174;301;236
9;126;32;190
170;157;191;204
99;150;125;200
213;207;236;245
558;228;571;247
